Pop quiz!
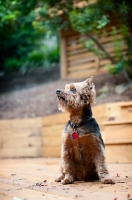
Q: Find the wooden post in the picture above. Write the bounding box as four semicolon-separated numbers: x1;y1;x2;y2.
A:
95;57;100;70
59;31;67;79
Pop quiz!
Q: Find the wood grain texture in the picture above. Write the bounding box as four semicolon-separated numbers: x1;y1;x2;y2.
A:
60;34;67;79
0;158;132;200
105;144;132;163
60;25;128;79
0;118;42;158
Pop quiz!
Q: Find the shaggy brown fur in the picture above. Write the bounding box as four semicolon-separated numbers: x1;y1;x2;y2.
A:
55;77;115;185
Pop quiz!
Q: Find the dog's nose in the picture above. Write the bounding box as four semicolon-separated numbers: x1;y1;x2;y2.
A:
56;89;61;94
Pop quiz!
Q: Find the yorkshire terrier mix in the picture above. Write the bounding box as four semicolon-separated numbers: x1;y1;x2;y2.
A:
55;77;115;185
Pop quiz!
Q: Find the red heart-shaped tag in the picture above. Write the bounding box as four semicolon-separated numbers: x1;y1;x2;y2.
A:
70;132;78;140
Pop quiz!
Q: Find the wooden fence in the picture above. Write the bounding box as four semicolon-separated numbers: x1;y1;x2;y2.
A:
0;101;132;163
60;27;128;79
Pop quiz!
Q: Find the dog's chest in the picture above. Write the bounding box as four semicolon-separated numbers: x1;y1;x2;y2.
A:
64;124;100;162
68;131;99;162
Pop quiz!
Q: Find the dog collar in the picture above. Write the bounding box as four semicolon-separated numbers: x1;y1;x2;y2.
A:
69;118;92;140
69;117;92;129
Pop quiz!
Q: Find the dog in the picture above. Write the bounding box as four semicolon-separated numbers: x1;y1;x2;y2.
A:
55;77;115;185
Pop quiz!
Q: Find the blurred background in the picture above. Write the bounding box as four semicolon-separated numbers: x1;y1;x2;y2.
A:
0;3;132;197
0;0;132;119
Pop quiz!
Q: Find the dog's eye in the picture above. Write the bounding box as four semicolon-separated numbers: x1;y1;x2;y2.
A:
70;88;76;92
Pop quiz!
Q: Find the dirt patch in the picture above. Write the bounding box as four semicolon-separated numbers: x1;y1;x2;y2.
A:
0;71;132;119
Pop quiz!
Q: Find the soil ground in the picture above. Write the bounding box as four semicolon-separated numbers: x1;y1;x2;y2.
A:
0;67;132;119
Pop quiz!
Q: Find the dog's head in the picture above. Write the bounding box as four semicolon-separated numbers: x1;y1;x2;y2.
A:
56;77;96;112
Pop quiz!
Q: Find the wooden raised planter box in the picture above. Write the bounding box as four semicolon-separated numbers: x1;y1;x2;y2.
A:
0;101;132;163
0;118;43;158
103;120;132;163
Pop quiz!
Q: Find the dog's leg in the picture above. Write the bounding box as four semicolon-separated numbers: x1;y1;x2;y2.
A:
55;143;75;184
55;167;64;182
95;148;115;184
60;143;75;184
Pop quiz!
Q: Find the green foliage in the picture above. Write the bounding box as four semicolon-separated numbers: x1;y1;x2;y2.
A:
105;61;124;75
41;0;132;78
0;0;59;73
84;39;103;57
69;5;109;34
28;50;45;63
4;57;22;73
1;0;132;77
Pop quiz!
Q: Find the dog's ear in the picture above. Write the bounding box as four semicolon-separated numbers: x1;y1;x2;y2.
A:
88;76;93;86
85;76;93;87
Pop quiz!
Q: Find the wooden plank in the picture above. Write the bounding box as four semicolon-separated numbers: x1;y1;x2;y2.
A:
103;119;132;125
0;183;70;200
67;43;83;51
60;35;67;79
43;104;106;126
67;52;95;62
105;102;132;120
68;60;97;68
120;101;132;107
67;48;90;56
67;67;107;79
0;128;41;138
43;113;69;126
0;118;42;158
68;62;97;73
42;124;63;157
0;146;42;158
0;118;42;130
100;59;112;66
42;136;62;146
42;124;63;137
92;104;107;131
67;44;128;60
60;28;79;38
1;158;132;200
104;123;132;143
105;104;122;120
67;33;81;41
120;107;132;119
67;32;122;47
42;146;61;157
104;45;128;52
0;136;41;149
98;34;123;44
68;54;96;65
66;34;123;49
0;194;11;200
105;144;132;163
0;135;41;148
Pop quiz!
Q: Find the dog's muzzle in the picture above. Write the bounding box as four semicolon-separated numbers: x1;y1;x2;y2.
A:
56;89;65;101
56;89;61;94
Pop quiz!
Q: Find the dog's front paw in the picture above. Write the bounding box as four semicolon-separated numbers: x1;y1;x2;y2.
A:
55;174;64;182
61;175;74;185
103;178;115;184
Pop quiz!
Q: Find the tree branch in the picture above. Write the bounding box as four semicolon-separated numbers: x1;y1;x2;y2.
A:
87;33;115;64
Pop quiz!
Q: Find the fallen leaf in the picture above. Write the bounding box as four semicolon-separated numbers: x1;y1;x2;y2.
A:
36;181;48;187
